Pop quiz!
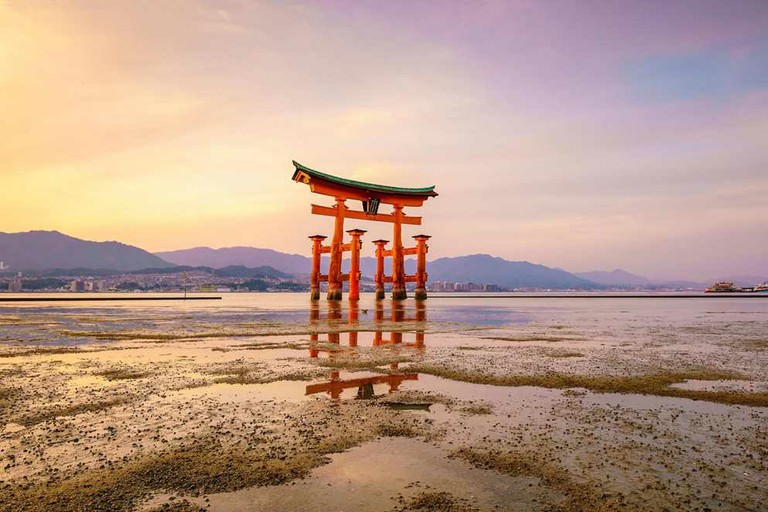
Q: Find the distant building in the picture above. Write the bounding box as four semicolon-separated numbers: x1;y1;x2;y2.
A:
453;283;483;292
8;273;22;293
483;284;500;292
70;280;85;292
84;280;106;292
428;281;457;292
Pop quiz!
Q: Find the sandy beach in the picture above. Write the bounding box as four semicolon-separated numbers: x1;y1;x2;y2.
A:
1;293;766;511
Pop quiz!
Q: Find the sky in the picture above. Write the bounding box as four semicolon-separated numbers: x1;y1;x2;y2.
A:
1;0;767;280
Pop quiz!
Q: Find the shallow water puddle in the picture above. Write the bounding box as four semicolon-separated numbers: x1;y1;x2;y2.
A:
175;381;310;403
171;369;569;410
145;437;545;512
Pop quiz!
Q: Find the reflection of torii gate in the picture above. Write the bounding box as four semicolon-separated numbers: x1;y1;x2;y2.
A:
307;301;426;358
292;161;438;301
305;371;418;400
306;301;426;399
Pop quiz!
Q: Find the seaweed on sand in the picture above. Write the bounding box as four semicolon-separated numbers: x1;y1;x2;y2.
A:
411;365;768;407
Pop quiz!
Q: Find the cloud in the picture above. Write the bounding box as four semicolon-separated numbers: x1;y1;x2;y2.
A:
2;1;767;280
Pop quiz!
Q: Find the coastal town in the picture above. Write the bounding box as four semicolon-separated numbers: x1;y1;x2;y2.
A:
0;268;510;294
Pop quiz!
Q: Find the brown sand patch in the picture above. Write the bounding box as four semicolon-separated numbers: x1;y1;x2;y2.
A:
482;336;574;343
96;368;150;381
15;397;129;427
452;448;626;511
460;402;493;415
544;349;585;358
0;346;82;358
0;386;20;409
394;490;479;511
233;341;308;351
147;499;205;512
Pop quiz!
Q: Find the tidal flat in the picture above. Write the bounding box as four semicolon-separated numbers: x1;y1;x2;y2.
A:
0;293;766;511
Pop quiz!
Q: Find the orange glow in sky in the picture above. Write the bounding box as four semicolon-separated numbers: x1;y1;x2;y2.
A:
2;1;767;280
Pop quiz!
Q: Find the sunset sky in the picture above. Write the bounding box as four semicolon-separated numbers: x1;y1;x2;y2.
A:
2;0;767;280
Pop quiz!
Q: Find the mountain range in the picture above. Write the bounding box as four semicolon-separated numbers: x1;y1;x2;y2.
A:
157;247;596;289
430;255;595;289
573;269;651;287
155;246;310;274
0;231;171;272
5;230;761;289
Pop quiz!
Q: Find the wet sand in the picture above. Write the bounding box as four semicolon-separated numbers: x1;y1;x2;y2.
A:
0;294;766;511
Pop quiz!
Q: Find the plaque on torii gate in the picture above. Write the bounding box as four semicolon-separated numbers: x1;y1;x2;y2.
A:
292;161;438;301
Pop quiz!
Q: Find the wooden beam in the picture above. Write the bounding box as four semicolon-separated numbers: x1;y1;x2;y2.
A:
308;181;429;207
384;247;428;256
311;204;421;226
320;243;354;253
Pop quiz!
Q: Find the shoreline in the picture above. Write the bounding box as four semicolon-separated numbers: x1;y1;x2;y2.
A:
0;296;222;302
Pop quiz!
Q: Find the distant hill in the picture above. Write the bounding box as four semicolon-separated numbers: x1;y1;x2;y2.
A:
574;269;711;289
156;248;597;288
0;231;173;272
428;254;597;289
155;246;311;274
574;269;651;287
133;264;290;279
156;246;417;277
5;264;290;279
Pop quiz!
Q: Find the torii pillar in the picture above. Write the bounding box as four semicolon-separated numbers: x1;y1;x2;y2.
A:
372;239;388;301
347;229;366;301
391;205;407;301
413;235;431;301
309;235;327;301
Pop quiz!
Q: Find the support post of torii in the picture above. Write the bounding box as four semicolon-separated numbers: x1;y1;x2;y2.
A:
372;239;388;301
327;198;346;301
391;205;407;300
309;235;327;301
347;229;366;301
413;234;431;301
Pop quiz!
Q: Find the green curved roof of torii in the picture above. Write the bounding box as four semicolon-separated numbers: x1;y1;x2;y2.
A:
292;161;438;197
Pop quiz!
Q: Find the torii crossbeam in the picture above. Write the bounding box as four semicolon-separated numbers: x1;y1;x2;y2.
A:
292;161;438;301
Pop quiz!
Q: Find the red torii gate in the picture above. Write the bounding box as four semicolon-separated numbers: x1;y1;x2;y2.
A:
292;161;437;301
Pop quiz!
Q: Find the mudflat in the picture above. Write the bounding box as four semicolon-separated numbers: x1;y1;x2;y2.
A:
1;293;766;511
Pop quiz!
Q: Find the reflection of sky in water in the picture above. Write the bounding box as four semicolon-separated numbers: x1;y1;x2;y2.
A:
425;305;529;326
2;293;767;346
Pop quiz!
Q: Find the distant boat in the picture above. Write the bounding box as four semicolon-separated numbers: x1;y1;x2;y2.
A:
745;282;768;294
705;281;768;294
705;281;739;293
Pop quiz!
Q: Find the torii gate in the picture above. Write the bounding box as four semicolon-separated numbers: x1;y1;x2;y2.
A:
292;161;437;301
